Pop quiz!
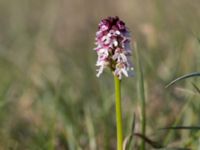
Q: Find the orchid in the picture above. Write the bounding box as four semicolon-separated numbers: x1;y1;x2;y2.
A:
94;16;133;79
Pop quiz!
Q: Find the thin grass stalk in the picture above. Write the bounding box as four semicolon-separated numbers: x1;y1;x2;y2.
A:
135;43;146;150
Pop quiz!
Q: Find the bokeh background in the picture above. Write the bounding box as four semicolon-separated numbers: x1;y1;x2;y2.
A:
0;0;200;149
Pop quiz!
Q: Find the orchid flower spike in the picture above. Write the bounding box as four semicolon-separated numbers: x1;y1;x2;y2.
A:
94;16;134;79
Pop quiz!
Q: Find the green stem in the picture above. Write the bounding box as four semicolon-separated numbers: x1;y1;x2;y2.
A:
114;76;123;150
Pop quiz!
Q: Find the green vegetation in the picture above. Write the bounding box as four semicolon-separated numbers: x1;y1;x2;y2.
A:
0;0;199;149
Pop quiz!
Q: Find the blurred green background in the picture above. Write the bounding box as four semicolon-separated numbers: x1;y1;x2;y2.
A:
0;0;200;149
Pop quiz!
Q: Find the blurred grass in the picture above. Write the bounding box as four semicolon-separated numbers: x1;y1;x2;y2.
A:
0;0;200;149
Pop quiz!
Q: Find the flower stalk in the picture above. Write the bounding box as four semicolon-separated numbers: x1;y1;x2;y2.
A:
114;76;123;150
94;16;134;150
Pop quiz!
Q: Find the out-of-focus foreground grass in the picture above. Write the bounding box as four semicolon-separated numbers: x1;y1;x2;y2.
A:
0;0;200;149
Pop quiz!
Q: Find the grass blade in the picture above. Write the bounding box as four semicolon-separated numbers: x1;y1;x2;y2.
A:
134;133;163;148
160;126;200;130
135;42;146;150
192;83;200;94
123;113;135;150
166;72;200;88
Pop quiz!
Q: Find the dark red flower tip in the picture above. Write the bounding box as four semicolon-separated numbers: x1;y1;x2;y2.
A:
98;16;127;32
